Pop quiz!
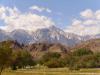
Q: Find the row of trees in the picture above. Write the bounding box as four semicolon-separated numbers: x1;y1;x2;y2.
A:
0;46;36;75
0;45;100;75
39;48;100;70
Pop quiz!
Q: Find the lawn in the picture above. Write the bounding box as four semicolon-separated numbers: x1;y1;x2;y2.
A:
2;68;100;75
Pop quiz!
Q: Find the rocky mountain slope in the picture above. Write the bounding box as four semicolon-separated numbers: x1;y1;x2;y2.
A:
0;29;10;41
0;26;82;46
0;38;100;59
0;40;70;59
72;39;100;52
0;26;100;47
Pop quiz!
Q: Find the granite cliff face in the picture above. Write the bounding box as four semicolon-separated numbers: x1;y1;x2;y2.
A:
0;26;100;47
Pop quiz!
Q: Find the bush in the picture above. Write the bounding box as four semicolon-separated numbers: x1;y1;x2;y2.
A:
11;50;36;70
0;46;13;74
39;52;62;68
72;48;93;56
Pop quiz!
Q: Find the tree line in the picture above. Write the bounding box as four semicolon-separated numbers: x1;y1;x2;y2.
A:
0;45;100;75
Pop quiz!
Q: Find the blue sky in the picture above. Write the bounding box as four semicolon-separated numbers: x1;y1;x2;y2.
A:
0;0;100;35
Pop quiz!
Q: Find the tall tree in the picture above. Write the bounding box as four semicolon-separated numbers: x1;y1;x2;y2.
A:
0;46;13;75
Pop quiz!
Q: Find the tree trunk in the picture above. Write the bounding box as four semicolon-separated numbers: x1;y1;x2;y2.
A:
0;67;3;75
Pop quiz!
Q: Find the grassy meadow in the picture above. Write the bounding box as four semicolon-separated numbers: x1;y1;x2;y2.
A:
2;68;100;75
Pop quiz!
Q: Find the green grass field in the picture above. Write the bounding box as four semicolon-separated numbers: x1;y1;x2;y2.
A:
1;68;100;75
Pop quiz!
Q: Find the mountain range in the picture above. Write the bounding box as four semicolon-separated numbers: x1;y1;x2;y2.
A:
0;26;100;47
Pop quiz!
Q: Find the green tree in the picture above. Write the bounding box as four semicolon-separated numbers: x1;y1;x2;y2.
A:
39;52;61;67
72;48;93;56
0;46;13;75
11;50;36;70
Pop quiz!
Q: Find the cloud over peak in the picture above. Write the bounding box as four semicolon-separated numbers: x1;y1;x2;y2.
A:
65;9;100;36
80;9;94;18
0;6;54;32
0;6;100;36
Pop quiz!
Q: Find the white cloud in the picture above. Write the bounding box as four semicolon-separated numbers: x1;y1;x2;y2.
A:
65;9;100;36
46;8;52;13
0;6;20;19
72;19;82;26
80;9;94;18
0;6;55;32
0;6;6;19
30;5;52;13
95;10;100;20
83;20;97;25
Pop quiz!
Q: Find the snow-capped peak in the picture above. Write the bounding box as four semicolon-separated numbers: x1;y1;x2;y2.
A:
0;26;100;46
